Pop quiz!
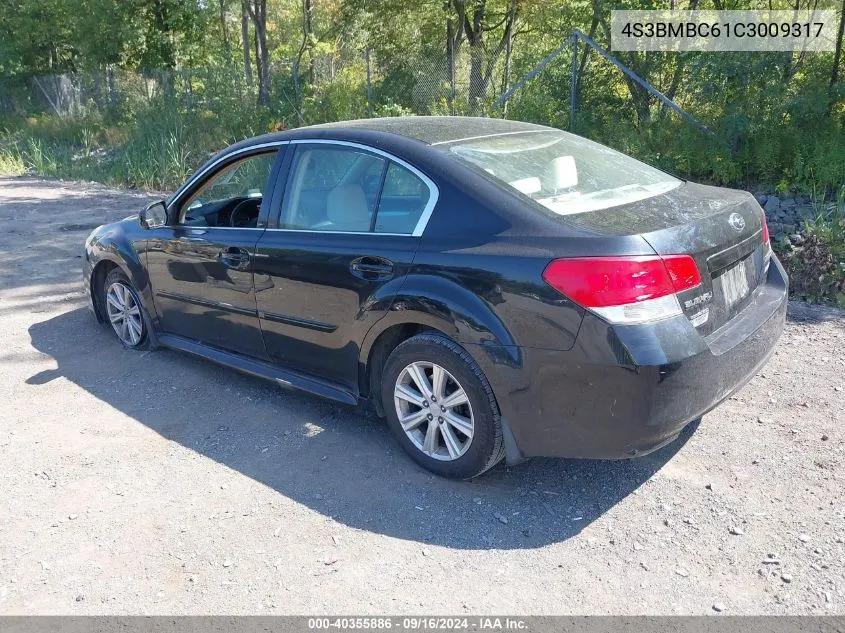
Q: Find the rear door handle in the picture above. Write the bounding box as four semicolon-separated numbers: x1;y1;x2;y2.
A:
219;247;251;271
350;256;394;280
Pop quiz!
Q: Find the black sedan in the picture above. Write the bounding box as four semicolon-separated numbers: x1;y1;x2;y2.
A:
83;116;788;479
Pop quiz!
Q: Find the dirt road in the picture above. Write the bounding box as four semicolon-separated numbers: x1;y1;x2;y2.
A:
0;176;843;615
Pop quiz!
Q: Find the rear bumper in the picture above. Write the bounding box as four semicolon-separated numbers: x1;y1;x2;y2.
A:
471;255;788;459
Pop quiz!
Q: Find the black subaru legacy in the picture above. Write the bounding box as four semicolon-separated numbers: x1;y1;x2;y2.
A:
83;116;787;479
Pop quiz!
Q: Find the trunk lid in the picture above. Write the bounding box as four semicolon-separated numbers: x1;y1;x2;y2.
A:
558;182;769;335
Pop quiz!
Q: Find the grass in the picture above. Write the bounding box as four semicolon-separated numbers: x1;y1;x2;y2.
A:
0;147;26;175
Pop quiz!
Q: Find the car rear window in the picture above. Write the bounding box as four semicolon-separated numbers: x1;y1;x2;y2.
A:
442;130;681;215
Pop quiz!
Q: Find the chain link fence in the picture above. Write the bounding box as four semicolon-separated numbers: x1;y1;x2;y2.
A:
0;45;517;122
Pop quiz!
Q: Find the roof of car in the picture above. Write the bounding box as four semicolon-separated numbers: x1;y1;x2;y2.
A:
300;116;552;145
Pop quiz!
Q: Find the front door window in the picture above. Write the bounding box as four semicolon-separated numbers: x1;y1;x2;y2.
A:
179;151;277;228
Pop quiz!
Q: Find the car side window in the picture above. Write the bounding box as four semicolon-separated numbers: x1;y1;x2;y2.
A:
279;146;386;232
373;162;431;234
178;151;277;228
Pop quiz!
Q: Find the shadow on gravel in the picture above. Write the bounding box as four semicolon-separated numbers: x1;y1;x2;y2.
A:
787;301;845;329
27;307;696;550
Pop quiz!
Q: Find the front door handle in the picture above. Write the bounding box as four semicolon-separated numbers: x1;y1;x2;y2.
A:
219;247;251;271
350;256;394;280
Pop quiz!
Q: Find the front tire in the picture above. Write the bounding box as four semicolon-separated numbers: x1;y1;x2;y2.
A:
102;268;148;349
381;333;505;479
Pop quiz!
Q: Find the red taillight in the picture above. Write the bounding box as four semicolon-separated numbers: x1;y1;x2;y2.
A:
761;214;770;243
542;255;701;308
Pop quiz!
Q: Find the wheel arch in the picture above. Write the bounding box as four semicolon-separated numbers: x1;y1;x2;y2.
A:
86;225;158;342
89;259;122;323
358;273;518;402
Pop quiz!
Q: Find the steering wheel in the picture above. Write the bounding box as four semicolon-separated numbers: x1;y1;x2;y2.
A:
229;198;259;228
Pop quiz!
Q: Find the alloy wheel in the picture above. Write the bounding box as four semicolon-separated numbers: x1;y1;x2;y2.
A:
105;281;144;346
393;361;474;461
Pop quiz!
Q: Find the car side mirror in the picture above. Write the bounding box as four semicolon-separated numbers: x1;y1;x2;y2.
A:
140;200;168;229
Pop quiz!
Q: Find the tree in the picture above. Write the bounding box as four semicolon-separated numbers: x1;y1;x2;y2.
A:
831;0;845;90
245;0;269;105
241;0;253;88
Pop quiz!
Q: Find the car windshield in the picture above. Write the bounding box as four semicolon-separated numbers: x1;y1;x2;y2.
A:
444;130;681;215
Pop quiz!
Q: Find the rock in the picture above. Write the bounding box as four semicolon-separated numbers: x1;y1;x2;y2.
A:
75;594;84;602
323;552;338;566
781;573;792;583
683;517;695;525
222;559;232;568
421;548;429;557
674;568;689;577
789;233;805;246
68;514;78;520
705;483;712;490
729;526;744;536
494;512;509;525
664;519;673;527
821;435;829;441
188;575;197;582
764;198;781;213
799;534;811;543
712;602;725;612
754;193;768;206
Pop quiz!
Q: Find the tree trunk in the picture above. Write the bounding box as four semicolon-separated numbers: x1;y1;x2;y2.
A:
247;0;270;106
446;1;464;114
500;5;515;117
463;1;486;113
304;0;315;84
486;0;517;109
220;0;232;64
241;0;253;89
622;73;652;125
830;0;845;89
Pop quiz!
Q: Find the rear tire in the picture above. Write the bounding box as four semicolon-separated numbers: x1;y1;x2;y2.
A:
102;268;149;349
381;333;505;479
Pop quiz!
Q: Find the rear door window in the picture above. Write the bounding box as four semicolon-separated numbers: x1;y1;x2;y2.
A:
278;143;434;235
278;145;385;232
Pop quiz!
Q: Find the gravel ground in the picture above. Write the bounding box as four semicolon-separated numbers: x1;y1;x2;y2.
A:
0;175;843;615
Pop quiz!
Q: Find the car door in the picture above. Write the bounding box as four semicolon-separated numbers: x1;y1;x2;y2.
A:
145;144;286;359
253;140;438;393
